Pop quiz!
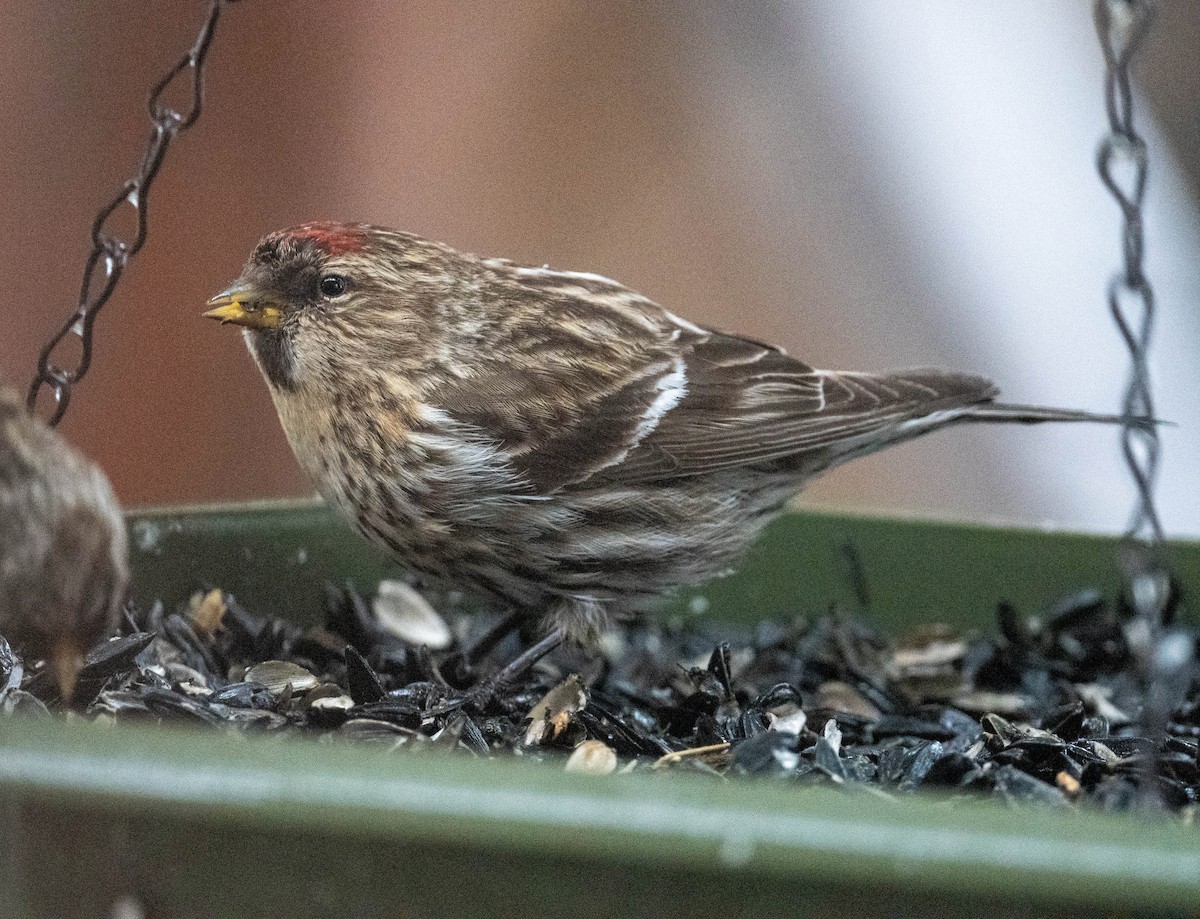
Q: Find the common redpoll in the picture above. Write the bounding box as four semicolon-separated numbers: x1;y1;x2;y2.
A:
0;385;129;697
206;224;1120;652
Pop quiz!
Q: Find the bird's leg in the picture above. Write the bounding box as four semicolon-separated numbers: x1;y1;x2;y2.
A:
483;628;564;692
427;629;564;716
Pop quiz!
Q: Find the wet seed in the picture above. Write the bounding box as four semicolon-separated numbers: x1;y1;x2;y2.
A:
5;581;1197;819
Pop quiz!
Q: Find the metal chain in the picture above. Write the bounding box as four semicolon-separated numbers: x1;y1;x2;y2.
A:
27;0;239;426
1094;0;1163;549
1093;0;1189;806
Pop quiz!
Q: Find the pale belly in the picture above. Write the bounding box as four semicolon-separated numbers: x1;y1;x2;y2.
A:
266;385;800;619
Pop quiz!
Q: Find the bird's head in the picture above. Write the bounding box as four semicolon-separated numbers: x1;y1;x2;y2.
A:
205;223;467;393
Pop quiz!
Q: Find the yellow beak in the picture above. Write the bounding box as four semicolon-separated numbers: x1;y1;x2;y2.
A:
204;284;286;330
51;636;84;702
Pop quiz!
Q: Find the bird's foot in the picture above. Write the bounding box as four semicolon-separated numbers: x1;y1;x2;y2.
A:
425;629;565;717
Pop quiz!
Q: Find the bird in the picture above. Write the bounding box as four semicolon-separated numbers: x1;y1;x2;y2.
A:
205;222;1126;696
0;384;129;699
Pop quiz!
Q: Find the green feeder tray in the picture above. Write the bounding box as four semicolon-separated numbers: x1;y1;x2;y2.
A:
2;499;1198;917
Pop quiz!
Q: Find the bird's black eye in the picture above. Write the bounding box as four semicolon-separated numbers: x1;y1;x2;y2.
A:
319;274;348;298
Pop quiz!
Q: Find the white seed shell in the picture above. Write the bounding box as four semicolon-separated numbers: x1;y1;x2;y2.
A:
244;660;319;696
565;740;618;775
372;580;452;650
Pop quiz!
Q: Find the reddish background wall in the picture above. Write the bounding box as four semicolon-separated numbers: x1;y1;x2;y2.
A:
2;2;1197;531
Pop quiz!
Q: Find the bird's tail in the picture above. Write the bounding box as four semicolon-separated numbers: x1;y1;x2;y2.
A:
963;402;1159;429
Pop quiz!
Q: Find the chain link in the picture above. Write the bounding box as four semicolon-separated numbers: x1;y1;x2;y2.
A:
1094;0;1164;550
26;0;238;426
1093;0;1188;805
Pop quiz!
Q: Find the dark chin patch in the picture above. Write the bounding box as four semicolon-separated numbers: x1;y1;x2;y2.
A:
248;329;296;390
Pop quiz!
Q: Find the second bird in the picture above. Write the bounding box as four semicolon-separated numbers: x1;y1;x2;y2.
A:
206;223;1117;647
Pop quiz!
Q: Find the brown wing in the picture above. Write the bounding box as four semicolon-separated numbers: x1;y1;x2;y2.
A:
436;323;995;493
431;259;996;491
436;353;687;491
598;332;1000;483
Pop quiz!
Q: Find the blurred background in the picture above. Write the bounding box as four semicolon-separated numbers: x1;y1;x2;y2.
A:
1;1;1197;535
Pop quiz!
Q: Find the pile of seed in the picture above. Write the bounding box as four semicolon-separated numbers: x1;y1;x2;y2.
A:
1;580;1196;815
